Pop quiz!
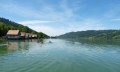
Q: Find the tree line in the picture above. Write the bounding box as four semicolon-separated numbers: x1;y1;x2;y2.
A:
0;17;49;38
58;30;120;40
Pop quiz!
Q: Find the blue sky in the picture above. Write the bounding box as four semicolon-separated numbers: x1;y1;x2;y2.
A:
0;0;120;36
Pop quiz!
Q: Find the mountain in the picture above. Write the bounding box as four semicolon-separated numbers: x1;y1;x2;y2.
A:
0;17;49;38
58;30;120;40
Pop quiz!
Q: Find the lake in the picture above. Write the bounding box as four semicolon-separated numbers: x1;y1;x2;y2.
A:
0;39;120;72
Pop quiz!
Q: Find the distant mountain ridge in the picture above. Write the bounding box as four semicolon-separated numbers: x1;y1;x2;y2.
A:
0;17;49;38
58;30;120;40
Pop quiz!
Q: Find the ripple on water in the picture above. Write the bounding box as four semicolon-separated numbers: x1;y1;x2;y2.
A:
0;39;120;72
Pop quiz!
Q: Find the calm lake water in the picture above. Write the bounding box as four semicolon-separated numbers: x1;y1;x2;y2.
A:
0;39;120;72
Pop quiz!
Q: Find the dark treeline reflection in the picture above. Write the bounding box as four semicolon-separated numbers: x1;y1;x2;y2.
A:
0;39;45;55
0;45;7;55
0;38;119;56
63;38;120;46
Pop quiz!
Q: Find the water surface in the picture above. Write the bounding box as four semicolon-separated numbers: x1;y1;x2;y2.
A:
0;39;120;72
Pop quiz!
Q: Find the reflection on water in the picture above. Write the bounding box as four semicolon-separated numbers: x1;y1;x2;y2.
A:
0;45;7;55
63;38;120;46
0;39;120;72
7;41;26;51
0;39;45;55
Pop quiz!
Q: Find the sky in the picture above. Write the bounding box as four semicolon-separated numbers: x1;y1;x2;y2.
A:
0;0;120;36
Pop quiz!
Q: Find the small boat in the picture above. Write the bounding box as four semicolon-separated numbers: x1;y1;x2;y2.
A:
49;41;52;43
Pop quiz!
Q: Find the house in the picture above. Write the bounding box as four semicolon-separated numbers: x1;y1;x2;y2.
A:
29;33;32;39
25;33;30;39
6;30;21;39
25;33;33;39
32;34;37;39
20;32;26;39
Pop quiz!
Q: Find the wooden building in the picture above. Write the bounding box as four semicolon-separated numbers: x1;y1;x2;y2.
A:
20;32;26;39
6;30;21;39
32;34;37;39
29;33;32;39
25;33;30;39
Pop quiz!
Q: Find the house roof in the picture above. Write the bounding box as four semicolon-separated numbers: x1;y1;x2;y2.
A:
7;30;20;35
21;32;26;36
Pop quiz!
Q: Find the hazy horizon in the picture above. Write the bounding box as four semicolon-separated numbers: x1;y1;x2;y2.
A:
0;0;120;36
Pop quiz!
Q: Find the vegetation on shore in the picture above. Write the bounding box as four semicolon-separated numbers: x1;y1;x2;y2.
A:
58;30;120;40
37;32;49;39
0;17;49;39
0;37;5;42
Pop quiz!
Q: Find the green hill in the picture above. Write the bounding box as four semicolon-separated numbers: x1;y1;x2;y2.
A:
0;17;49;38
58;30;120;40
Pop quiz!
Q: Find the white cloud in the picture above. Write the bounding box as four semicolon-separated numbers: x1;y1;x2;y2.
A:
112;18;120;21
0;0;79;22
67;19;106;32
25;19;106;36
0;0;109;36
29;26;66;36
18;20;55;25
